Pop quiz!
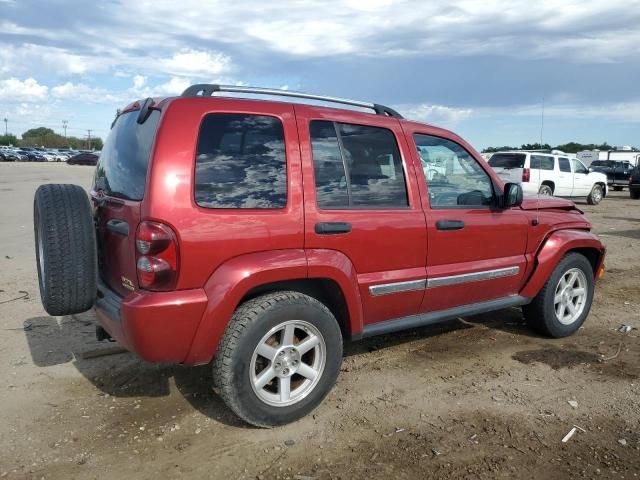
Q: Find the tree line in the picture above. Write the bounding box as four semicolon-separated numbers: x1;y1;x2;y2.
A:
481;142;636;154
0;127;103;150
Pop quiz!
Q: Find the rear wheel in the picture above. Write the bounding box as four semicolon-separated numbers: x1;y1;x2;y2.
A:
538;184;553;196
523;253;594;338
34;184;97;316
586;184;604;205
212;291;343;427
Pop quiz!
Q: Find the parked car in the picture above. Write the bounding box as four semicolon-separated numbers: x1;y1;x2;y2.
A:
67;152;99;166
21;150;47;162
33;85;606;427
3;148;28;161
589;160;634;191
630;165;640;199
488;152;608;205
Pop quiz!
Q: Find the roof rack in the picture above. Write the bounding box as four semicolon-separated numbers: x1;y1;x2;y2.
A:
181;84;403;119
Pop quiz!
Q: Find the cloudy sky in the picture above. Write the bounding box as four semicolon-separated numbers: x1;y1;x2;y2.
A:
1;0;639;149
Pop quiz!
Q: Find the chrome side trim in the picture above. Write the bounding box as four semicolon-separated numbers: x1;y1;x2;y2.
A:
369;279;426;297
427;266;520;288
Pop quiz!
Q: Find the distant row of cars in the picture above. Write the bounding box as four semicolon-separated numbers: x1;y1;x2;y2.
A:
0;146;99;165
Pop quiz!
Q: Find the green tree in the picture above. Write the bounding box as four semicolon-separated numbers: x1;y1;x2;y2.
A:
0;134;19;146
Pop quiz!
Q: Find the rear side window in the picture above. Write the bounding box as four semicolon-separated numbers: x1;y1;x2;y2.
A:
558;157;572;172
94;110;160;200
530;155;555;170
195;114;287;209
310;120;408;208
488;153;526;169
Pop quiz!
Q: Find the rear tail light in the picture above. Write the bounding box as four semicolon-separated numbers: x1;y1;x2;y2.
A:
522;168;530;183
135;221;179;291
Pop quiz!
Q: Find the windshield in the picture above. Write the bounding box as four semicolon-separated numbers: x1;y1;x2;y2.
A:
488;153;526;169
93;110;160;201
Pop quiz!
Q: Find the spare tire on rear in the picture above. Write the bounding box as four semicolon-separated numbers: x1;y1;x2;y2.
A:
34;184;97;316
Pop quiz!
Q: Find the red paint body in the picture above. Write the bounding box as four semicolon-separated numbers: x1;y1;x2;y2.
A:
93;96;606;365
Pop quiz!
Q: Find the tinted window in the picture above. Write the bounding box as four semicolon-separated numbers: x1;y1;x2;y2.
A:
94;110;160;200
414;134;493;208
558;157;571;172
310;121;408;208
195;114;286;209
572;159;588;174
488;153;526;169
309;121;349;208
530;155;555;170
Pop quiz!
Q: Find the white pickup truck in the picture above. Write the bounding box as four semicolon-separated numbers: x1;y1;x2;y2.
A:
488;151;608;205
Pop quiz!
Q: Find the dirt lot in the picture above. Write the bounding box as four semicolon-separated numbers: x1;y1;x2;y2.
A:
0;162;638;479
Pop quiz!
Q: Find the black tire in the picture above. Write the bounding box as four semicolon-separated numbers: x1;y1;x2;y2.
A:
631;188;640;200
522;253;594;338
538;184;553;196
586;184;604;205
212;291;343;427
34;184;97;316
612;186;623;191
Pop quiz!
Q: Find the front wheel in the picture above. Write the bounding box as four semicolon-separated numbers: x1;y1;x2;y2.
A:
538;185;553;196
587;184;604;205
523;253;594;338
212;291;343;427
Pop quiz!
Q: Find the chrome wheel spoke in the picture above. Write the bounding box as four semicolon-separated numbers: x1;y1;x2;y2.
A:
554;292;563;304
256;342;277;362
297;334;320;356
255;366;276;390
279;376;291;402
281;323;295;346
566;300;576;316
297;363;318;381
567;271;578;287
573;287;585;297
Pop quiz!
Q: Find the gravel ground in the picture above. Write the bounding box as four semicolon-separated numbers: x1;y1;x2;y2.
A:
0;162;638;479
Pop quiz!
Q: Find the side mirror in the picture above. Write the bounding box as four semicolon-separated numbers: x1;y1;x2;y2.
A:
503;182;523;208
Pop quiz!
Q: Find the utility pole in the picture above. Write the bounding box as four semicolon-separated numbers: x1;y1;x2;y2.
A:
62;120;68;139
540;96;545;148
87;129;92;150
3;117;7;136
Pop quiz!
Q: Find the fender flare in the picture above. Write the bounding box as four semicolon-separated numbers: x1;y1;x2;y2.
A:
520;229;605;299
183;249;362;365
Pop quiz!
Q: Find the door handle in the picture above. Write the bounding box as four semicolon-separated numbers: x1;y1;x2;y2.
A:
106;219;129;236
436;219;464;231
315;222;352;235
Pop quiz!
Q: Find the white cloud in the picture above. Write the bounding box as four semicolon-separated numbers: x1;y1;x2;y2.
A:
51;82;121;104
402;103;474;125
157;49;231;77
0;78;48;102
132;75;146;89
0;43;107;76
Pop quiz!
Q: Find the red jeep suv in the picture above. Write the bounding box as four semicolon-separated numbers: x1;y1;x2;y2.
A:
34;85;605;427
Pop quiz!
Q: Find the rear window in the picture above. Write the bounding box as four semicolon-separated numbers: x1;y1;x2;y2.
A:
488;153;526;169
195;113;287;209
590;160;611;167
530;155;555;170
94;110;160;200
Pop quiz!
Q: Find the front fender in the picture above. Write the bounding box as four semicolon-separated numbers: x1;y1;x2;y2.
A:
520;229;605;299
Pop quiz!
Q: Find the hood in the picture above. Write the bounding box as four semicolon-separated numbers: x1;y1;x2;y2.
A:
520;195;582;212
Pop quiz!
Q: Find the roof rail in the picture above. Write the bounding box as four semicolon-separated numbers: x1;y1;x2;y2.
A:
180;84;403;119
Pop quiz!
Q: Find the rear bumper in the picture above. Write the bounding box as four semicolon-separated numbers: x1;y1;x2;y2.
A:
95;280;208;363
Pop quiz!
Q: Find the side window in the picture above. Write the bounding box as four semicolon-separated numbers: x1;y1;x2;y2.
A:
559;157;572;172
309;120;408;208
572;159;588;174
413;134;493;208
195;114;287;208
530;155;555;170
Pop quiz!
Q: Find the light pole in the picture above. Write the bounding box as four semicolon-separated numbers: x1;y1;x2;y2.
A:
62;120;68;139
3;117;7;136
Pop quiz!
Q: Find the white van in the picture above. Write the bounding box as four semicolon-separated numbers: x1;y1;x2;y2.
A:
488;151;608;205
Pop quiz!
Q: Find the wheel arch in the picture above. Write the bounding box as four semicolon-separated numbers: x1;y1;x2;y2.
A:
183;249;362;365
540;180;555;193
520;229;605;299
